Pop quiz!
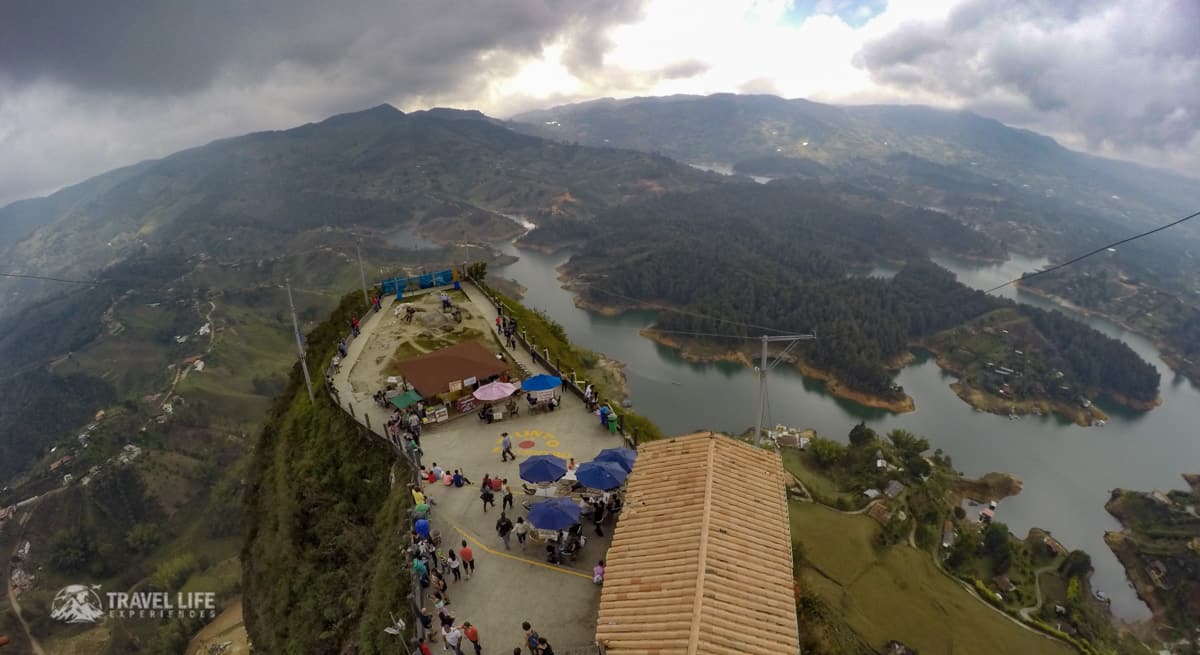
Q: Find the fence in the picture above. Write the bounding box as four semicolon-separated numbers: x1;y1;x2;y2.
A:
378;269;458;296
466;275;640;450
318;304;428;653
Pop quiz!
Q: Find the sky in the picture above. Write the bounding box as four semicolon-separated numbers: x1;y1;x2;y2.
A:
1;0;1197;206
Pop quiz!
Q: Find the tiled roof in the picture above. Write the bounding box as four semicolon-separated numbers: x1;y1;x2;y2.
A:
595;432;799;654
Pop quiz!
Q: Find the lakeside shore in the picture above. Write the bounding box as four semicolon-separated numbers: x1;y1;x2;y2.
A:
641;327;917;413
1016;282;1199;389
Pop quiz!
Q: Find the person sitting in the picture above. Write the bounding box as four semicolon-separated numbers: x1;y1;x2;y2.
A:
593;559;606;585
506;397;519;417
452;470;470;487
431;463;444;480
548;395;559;411
478;405;494;422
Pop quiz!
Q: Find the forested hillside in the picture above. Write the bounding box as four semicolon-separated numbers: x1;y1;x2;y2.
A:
0;104;715;315
242;291;414;654
558;183;1159;405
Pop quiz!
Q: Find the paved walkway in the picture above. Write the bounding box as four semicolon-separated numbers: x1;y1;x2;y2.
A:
330;283;623;652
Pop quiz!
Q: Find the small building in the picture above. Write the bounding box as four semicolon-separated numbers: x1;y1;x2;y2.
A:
867;503;894;524
980;508;995;523
884;480;906;498
1147;560;1169;588
49;455;74;472
941;520;956;548
863;488;881;499
993;575;1016;593
1148;490;1171;505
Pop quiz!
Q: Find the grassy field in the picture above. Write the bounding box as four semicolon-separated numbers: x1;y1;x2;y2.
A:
790;501;1073;655
782;449;866;509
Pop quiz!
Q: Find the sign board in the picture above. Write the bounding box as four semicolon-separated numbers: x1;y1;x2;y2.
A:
462;376;477;388
448;380;462;393
456;396;475;413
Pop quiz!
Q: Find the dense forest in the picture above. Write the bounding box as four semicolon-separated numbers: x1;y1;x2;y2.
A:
558;184;1159;402
242;291;415;655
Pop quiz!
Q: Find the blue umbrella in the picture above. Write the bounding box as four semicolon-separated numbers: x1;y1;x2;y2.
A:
519;454;567;483
521;374;562;392
594;447;637;473
527;497;582;530
575;460;628;490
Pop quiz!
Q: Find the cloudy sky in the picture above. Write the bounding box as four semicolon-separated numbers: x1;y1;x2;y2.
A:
1;0;1197;206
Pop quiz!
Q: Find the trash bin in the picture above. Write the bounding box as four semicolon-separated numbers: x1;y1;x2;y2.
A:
453;281;462;291
607;412;618;434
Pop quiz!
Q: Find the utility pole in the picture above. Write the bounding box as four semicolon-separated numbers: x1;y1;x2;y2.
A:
286;277;315;402
754;333;816;446
357;238;369;306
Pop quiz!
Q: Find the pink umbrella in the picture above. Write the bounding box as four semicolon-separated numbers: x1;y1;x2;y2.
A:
472;381;518;402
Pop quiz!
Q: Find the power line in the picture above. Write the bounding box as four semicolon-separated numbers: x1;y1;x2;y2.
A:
647;328;762;340
986;207;1200;293
0;271;98;286
573;281;796;335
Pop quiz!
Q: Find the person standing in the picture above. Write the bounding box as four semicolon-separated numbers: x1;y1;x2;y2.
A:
458;541;474;579
417;637;432;655
413;557;429;588
445;624;465;655
462;622;482;655
514;517;529;547
496;512;514;550
480;484;495;513
522;622;540;655
501;480;514;512
592;500;606;537
500;432;516;461
536;637;555;655
446;549;462;583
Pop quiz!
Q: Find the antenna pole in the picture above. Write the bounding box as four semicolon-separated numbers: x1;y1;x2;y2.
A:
287;277;315;402
753;333;816;446
357;239;369;306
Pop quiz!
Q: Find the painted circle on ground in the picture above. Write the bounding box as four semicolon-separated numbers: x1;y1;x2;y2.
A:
545;439;560;447
519;440;536;449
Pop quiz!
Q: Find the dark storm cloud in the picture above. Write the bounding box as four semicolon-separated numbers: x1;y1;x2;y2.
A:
856;0;1200;161
0;0;640;96
0;1;643;205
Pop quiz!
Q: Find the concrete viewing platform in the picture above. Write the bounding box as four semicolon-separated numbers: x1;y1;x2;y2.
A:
329;282;624;652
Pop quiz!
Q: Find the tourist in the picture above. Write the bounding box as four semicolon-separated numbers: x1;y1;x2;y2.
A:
480;484;495;512
537;637;555;655
501;432;515;461
412;557;429;587
446;549;462;582
496;512;514;550
408;412;421;438
513;516;529;547
501;480;514;512
584;383;593;403
414;517;431;541
444;471;455;487
592;499;606;537
599;405;609;428
331;355;341;373
438;603;454;627
593;559;606;585
441;624;454;653
453;470;470;487
419;606;433;633
431;463;443;480
522;622;540;655
350;317;360;337
432;573;450;605
481;473;492;490
413;502;430;520
462;621;482;655
411;485;426;505
567;457;577;471
446;625;465;655
417;636;432;655
459;540;474;579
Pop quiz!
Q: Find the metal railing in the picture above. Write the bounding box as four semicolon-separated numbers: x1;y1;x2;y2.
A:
467;277;638;450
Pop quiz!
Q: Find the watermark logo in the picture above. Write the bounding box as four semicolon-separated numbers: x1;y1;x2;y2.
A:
50;585;105;624
51;585;217;623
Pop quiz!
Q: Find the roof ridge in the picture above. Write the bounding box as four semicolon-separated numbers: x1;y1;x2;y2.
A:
686;432;718;654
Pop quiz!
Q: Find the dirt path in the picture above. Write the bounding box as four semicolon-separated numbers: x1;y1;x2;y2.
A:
1019;564;1059;621
185;598;250;655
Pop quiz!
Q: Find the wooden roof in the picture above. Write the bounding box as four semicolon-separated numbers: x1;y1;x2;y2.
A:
392;340;507;396
595;432;799;655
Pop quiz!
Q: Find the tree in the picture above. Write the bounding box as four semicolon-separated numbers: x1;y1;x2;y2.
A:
888;429;930;456
126;523;164;554
848;422;877;448
904;454;932;478
808;437;847;468
953;506;967;520
48;528;95;574
1060;549;1093;579
983;521;1010;558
